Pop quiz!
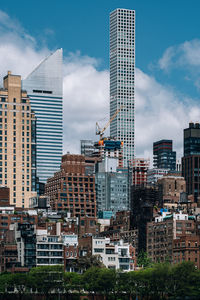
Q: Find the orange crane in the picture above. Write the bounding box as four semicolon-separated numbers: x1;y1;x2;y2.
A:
96;106;123;140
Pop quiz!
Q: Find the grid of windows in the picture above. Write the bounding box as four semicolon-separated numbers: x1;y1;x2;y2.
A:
23;49;63;183
110;9;135;167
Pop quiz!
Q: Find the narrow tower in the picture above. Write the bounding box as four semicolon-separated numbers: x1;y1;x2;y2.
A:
110;8;135;167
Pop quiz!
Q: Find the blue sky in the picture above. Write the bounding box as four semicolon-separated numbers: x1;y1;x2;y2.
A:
2;0;200;69
1;0;200;161
2;0;200;98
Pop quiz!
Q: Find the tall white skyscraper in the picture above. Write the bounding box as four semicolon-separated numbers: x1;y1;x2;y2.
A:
23;49;63;184
110;8;135;167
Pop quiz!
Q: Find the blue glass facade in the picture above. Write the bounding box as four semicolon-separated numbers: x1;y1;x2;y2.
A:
23;49;63;183
184;122;200;156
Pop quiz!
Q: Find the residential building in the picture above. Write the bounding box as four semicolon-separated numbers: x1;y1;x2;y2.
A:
36;230;63;266
45;154;96;218
182;122;200;203
173;235;200;269
0;209;38;241
153;140;176;170
147;212;196;264
0;71;36;208
63;234;78;272
79;236;136;271
92;237;135;271
14;223;36;269
0;230;29;273
23;49;63;184
132;158;150;186
110;8;135;167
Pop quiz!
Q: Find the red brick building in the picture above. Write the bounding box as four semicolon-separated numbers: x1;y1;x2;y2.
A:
147;213;196;264
173;235;200;269
0;210;38;241
132;158;150;186
0;187;10;206
45;154;96;217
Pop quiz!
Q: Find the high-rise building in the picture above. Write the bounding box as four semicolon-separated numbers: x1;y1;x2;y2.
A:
110;8;135;167
184;122;200;156
23;49;63;184
0;71;36;207
182;122;200;203
153;140;176;170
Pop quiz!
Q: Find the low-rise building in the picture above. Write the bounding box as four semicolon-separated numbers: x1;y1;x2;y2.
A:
36;230;63;266
92;237;135;271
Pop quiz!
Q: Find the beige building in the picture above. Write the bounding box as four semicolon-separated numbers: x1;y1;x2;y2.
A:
0;71;36;207
158;175;186;211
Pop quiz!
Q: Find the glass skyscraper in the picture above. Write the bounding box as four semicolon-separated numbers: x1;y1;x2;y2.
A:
23;49;63;183
110;8;135;167
153;140;176;170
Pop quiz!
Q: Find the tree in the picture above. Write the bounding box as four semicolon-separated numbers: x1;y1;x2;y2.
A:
148;263;172;299
137;250;153;268
116;271;130;295
27;265;64;299
82;266;101;298
64;272;83;294
9;273;29;299
0;273;13;296
76;254;104;272
170;261;200;298
98;268;116;296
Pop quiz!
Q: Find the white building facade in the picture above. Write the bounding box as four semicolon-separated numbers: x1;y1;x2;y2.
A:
92;237;134;271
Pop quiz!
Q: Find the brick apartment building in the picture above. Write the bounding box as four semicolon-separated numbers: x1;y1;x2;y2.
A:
147;212;196;264
173;235;200;269
45;154;96;217
0;187;10;206
0;208;38;241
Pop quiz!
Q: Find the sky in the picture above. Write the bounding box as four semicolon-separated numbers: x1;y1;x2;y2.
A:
1;0;200;164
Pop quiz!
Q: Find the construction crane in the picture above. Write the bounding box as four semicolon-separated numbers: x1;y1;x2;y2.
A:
96;106;123;140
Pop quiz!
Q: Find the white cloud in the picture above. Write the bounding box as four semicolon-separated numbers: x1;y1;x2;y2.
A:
63;55;109;154
135;68;200;162
159;39;200;71
0;10;200;165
